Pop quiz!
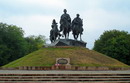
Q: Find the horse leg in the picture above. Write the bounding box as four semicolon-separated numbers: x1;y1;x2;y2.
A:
80;33;82;41
50;37;54;43
74;35;77;40
66;28;69;39
76;35;78;40
54;35;56;42
50;39;52;43
58;32;61;39
65;31;68;39
67;32;69;39
73;34;76;40
51;37;54;43
74;32;78;40
65;31;67;39
64;33;66;39
58;35;60;39
68;32;70;39
65;34;67;39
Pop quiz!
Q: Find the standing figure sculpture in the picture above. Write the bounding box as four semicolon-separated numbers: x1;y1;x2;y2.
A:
72;14;83;40
50;19;61;43
60;9;71;39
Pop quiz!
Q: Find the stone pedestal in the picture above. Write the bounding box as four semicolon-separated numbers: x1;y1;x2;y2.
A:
49;39;87;47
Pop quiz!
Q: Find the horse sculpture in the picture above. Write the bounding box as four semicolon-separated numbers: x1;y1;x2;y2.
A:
60;19;71;39
50;19;61;43
50;10;84;43
72;14;83;41
72;24;83;40
60;9;71;39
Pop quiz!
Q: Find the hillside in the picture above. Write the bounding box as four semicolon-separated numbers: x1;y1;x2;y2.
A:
3;46;128;67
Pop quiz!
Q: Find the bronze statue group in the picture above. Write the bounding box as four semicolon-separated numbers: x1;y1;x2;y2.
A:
50;9;84;43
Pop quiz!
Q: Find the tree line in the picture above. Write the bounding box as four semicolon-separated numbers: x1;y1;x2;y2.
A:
0;22;130;66
93;30;130;65
0;22;46;66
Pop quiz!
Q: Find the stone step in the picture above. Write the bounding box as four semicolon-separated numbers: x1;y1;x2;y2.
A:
0;78;130;81
0;74;130;76
1;81;130;83
0;76;130;78
0;74;130;82
0;77;130;80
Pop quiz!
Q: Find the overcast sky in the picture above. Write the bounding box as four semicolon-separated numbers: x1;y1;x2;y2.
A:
0;0;130;49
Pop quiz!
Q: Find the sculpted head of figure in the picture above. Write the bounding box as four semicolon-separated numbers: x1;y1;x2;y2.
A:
52;19;56;24
76;14;80;18
63;9;67;13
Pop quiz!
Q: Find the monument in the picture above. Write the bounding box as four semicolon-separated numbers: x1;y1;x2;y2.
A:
56;58;70;65
49;9;86;47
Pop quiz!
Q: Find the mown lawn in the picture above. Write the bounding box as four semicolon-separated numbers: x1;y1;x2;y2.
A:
3;46;129;68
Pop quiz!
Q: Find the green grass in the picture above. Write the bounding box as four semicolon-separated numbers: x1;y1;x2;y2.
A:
3;46;129;68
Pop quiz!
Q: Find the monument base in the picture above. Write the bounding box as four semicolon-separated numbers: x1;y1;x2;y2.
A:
49;39;87;47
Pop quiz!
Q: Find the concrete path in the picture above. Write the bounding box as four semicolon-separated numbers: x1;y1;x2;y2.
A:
0;70;130;74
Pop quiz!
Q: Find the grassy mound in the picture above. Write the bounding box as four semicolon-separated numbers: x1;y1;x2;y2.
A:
3;46;128;67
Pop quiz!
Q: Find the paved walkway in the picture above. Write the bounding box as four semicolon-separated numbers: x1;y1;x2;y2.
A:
0;70;130;74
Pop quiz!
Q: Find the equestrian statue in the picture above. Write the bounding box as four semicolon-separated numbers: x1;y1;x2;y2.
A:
50;9;84;43
50;19;61;43
59;9;71;39
72;14;83;41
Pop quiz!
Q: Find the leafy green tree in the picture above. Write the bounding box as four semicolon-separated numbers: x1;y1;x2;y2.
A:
0;22;47;66
93;30;130;65
0;23;28;66
25;35;46;54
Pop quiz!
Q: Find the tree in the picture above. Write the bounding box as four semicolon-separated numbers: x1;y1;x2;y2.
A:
93;30;130;65
25;35;46;54
0;23;28;66
0;22;47;66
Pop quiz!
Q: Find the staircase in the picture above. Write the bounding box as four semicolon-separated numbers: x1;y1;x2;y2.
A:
0;73;130;82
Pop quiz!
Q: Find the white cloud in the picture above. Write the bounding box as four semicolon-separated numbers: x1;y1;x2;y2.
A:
0;15;59;38
0;0;130;49
80;7;130;49
9;0;67;9
27;0;66;7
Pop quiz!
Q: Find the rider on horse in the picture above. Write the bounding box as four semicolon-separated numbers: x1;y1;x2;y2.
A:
72;14;83;32
72;14;83;40
51;19;59;33
50;19;61;43
60;9;71;38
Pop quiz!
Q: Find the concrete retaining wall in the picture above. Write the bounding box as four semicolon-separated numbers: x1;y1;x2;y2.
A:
1;65;130;70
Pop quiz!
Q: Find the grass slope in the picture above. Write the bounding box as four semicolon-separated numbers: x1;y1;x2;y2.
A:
3;47;128;67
